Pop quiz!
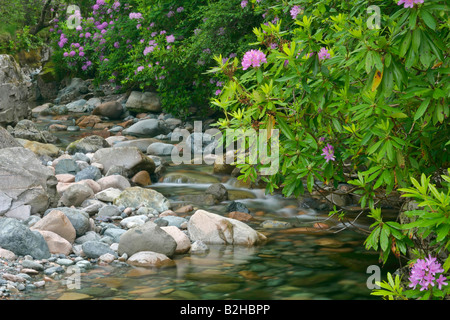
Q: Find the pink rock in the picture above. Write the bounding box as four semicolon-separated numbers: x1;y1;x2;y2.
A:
161;226;191;254
127;251;174;268
97;175;131;191
0;247;17;260
35;230;73;256
31;209;76;244
55;174;76;183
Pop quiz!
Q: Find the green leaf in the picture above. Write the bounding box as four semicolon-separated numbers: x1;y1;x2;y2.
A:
276;114;296;141
420;10;436;30
436;224;450;242
400;32;411;57
380;224;390;252
307;173;314;193
414;97;431;121
412;28;421;52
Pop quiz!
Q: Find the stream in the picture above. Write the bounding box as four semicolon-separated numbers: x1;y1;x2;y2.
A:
20;112;398;300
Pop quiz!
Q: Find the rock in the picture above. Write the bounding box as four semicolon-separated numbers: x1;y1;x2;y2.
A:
131;170;151;186
125;91;161;113
31;209;76;244
105;165;129;177
4;204;31;221
66;135;109;155
103;228;126;243
0;126;21;149
48;123;68;132
146;142;175;156
161;226;191;254
113;138;161;152
0;247;17;260
98;205;121;218
92;101;123;119
119;215;148;229
0;55;34;127
165;118;182;130
76;115;102;128
174;205;194;214
74;231;101;244
190;240;209;255
0;147;58;214
54;78;88;104
187;210;267;246
118;221;177;257
66;99;87;113
260;220;292;229
82;240;117;259
127;251;174;268
54;159;80;175
16;139;60;158
228;211;253;222
99;253;116;264
326;193;350;208
92;147;156;176
9;119;58;144
122;119;169;138
95;188;122;202
0;218;50;259
59;183;94;207
75;166;102;182
55;174;76;183
47;207;90;237
114;187;170;213
227;201;251;214
21;259;44;271
96;175;131;191
157;216;188;229
205;183;228;203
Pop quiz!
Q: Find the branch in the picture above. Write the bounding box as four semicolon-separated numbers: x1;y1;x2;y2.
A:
30;0;53;35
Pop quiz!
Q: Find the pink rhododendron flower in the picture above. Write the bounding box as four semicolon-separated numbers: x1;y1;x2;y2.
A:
321;144;336;162
318;47;331;61
290;6;302;19
166;35;175;43
409;255;447;291
397;0;423;8
241;49;267;70
241;0;248;8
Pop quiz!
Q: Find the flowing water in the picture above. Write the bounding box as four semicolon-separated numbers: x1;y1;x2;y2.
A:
22;114;399;300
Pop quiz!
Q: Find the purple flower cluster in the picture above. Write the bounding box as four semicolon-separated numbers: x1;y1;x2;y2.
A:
290;6;302;20
409;255;448;291
321;143;335;163
241;49;267;70
129;12;143;20
241;0;248;8
397;0;424;8
318;47;331;61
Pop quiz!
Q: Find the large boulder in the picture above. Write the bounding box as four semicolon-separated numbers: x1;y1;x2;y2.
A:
0;147;58;215
0;217;51;259
92;147;156;176
114;186;170;213
54;78;89;104
125;91;161;113
118;221;177;257
92;101;123;119
187;210;267;246
122;119;170;138
0;54;34;127
8;119;58;144
0;126;21;149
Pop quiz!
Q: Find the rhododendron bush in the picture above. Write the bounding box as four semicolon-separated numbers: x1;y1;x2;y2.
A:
50;0;262;116
209;0;448;298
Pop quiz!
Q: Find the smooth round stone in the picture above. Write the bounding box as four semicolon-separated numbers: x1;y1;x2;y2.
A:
44;266;65;275
67;126;80;132
56;258;74;266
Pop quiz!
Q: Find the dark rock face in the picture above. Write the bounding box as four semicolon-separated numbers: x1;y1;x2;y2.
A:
0;55;35;127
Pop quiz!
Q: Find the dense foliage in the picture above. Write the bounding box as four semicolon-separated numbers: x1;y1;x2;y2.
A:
2;0;449;299
208;0;449;299
48;0;262;116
